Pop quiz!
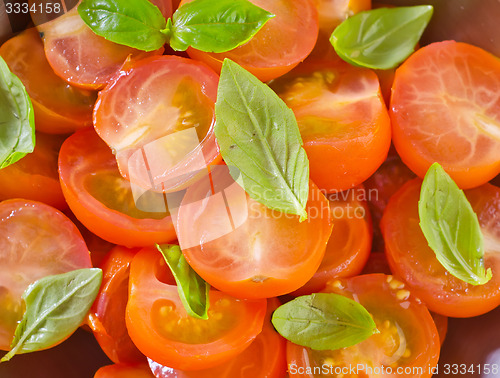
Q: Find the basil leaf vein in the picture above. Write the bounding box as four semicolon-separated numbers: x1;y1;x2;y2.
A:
1;268;102;362
272;293;378;350
0;56;35;169
331;5;433;69
169;0;274;52
215;59;309;221
157;244;209;319
419;162;492;285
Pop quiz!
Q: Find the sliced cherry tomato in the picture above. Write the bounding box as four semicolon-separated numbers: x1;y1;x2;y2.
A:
287;274;440;377
183;0;319;82
147;297;286;378
126;247;267;370
88;246;143;365
270;60;391;192
381;178;500;317
58;128;177;247
176;165;333;299
38;0;171;90
391;41;500;189
0;199;91;350
0;28;96;134
292;186;372;296
95;363;155;378
93;55;221;193
0;132;67;209
363;154;416;251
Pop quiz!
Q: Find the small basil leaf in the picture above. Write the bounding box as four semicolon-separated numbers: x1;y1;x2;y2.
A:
272;293;378;350
1;269;102;362
215;59;309;221
169;0;274;52
156;244;209;320
419;163;492;285
330;5;433;69
78;0;167;51
0;56;35;169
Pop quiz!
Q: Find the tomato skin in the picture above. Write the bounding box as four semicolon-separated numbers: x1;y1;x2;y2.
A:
126;247;267;371
381;178;500;317
270;60;391;192
0;132;67;210
287;274;440;378
177;166;333;299
0;28;96;134
183;0;319;82
95;363;155;378
88;246;144;365
0;199;91;350
292;186;372;296
147;298;286;378
391;41;500;189
58;128;177;247
93;55;221;193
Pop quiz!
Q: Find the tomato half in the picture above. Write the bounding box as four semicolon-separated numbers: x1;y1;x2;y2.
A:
381;178;500;317
270;60;391;192
292;186;372;296
183;0;319;82
147;297;286;378
0;132;67;210
176;165;333;299
391;41;500;189
95;363;155;378
93;55;221;193
0;28;96;134
126;247;267;370
0;199;91;350
58;127;177;247
287;274;440;378
88;246;143;365
38;0;171;90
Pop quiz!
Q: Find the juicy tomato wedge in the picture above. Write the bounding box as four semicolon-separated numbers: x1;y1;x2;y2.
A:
183;0;319;82
0;28;96;134
88;246;144;365
381;178;500;317
0;199;91;350
38;0;171;90
270;59;391;192
292;186;372;296
126;247;267;370
58;128;177;247
391;41;500;189
0;132;67;209
95;363;154;378
147;298;286;378
287;274;440;378
176;165;333;299
93;55;221;193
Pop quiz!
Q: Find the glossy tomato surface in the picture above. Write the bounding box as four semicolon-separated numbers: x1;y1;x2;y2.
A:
126;247;267;370
177;165;333;299
287;274;440;377
382;179;500;317
0;199;91;350
93;55;221;193
58;128;177;247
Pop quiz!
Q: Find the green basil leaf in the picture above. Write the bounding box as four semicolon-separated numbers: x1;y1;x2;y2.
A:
419;163;492;285
215;59;309;221
0;56;35;169
330;5;433;69
0;269;102;362
156;244;209;320
169;0;274;52
272;293;378;350
78;0;167;51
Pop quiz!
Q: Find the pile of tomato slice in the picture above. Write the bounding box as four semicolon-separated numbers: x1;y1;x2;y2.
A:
0;0;499;377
